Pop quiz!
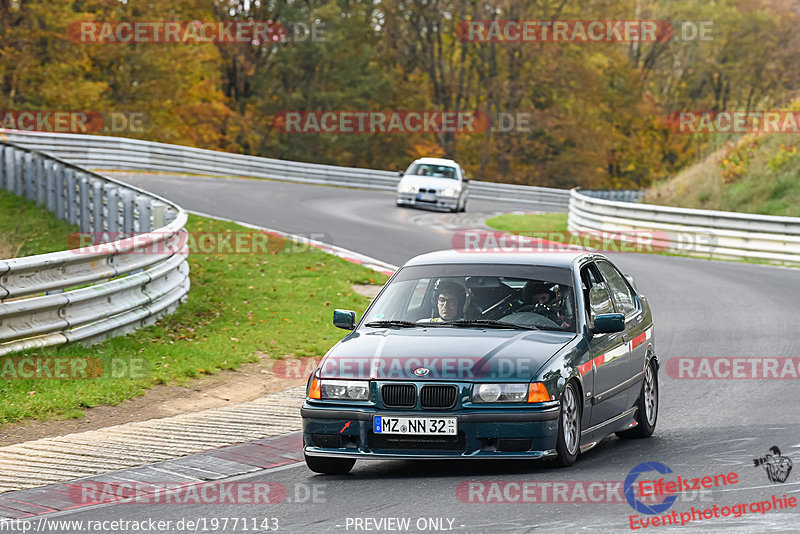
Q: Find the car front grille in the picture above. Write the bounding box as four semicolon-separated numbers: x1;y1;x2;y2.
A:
381;384;416;408
420;385;458;409
368;432;466;452
418;188;437;194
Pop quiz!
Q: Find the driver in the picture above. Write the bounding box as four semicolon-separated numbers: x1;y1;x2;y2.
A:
430;280;466;321
520;281;560;323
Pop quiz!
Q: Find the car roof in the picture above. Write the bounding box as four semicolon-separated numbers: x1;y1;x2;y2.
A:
402;250;594;269
412;157;459;166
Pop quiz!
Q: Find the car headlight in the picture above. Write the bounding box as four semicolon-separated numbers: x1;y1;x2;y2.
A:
441;188;458;197
398;184;417;194
312;379;370;401
472;382;552;403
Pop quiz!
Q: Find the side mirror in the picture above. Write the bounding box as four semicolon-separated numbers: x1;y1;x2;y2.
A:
333;309;357;330
462;178;470;183
397;171;404;177
593;313;625;334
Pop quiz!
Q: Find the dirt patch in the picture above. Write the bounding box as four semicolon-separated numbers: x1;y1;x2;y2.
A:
352;284;382;298
0;353;305;447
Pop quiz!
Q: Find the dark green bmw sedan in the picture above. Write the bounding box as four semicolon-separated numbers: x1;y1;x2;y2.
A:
302;251;658;474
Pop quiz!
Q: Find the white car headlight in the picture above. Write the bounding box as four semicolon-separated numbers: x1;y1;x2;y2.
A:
398;184;417;194
441;188;458;197
319;379;370;401
473;383;529;403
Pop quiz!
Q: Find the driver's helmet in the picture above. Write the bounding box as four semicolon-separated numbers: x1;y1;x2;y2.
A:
522;281;557;306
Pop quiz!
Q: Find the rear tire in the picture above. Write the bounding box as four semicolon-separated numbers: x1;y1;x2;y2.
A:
304;454;355;475
616;359;658;439
552;381;581;467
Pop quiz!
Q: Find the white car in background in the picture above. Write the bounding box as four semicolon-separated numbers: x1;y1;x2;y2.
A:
396;157;469;212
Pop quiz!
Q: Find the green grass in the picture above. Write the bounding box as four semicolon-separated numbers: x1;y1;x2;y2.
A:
644;133;800;217
485;213;569;235
0;189;79;258
0;213;388;425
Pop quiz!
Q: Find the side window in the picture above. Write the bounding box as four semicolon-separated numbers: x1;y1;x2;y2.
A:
408;278;432;310
597;261;635;315
580;263;614;321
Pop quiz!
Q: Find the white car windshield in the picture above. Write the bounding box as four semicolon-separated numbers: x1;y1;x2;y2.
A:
363;264;576;331
407;164;458;179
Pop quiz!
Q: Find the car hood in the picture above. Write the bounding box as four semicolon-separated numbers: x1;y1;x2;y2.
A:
318;328;575;381
399;175;461;191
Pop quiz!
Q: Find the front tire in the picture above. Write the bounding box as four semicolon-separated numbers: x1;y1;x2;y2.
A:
553;381;581;467
304;454;355;475
616;359;658;439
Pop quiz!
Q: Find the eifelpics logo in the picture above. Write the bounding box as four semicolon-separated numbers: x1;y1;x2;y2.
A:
754;446;793;483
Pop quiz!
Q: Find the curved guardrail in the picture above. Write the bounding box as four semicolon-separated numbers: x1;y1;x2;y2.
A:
568;188;800;264
0;130;575;209
0;140;190;356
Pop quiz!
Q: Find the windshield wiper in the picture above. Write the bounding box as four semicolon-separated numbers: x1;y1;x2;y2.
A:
364;320;419;328
446;320;538;330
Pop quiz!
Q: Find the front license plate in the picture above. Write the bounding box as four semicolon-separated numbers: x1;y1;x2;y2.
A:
417;193;436;202
373;416;457;435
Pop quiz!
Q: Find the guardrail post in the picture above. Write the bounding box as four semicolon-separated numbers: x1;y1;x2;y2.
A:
65;168;78;225
92;179;104;232
79;174;91;231
22;152;33;199
106;186;119;233
46;162;57;212
122;190;135;233
137;195;152;233
152;202;167;229
0;144;5;190
54;164;65;221
36;158;47;206
5;147;15;194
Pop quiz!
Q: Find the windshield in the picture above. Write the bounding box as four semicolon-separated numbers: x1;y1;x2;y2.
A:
363;264;576;331
406;163;458;179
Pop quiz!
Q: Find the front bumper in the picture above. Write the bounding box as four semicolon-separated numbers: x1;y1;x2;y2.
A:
302;403;560;460
396;192;459;210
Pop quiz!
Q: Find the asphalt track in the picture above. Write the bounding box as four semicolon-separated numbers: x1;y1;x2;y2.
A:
34;174;800;533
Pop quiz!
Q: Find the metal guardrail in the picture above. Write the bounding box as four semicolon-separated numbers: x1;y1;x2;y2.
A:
0;141;190;356
0;130;575;209
581;189;643;203
568;188;800;264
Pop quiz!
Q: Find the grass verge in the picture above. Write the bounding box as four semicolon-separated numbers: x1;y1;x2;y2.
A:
0;189;79;258
0;213;388;425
